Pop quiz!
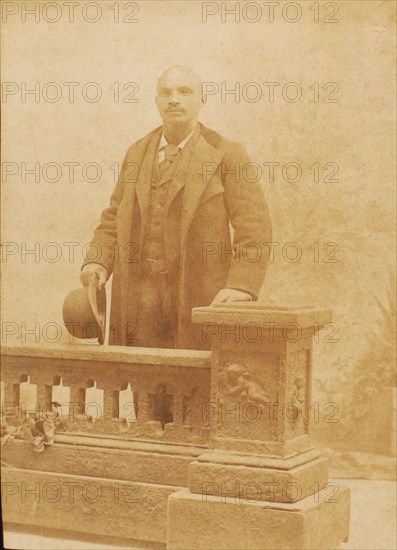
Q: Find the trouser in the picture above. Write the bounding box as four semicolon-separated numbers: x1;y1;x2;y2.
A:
128;268;175;427
133;268;175;349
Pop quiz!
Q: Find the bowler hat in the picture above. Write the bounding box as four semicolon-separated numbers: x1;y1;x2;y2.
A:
62;277;106;344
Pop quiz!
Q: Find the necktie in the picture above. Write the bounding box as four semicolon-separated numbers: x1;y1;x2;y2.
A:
158;144;180;179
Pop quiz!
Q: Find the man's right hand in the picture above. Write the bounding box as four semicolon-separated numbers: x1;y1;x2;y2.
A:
80;264;108;289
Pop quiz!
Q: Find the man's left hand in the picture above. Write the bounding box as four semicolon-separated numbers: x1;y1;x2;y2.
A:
211;288;252;305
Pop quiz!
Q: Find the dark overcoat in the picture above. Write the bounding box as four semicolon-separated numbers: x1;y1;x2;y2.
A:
83;123;272;349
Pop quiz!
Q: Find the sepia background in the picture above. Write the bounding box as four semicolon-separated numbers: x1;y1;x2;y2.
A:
2;0;395;483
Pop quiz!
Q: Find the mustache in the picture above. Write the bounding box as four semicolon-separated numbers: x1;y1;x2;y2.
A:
166;108;185;112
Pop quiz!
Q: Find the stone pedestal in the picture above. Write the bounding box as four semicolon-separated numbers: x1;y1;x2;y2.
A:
167;305;350;549
168;486;350;550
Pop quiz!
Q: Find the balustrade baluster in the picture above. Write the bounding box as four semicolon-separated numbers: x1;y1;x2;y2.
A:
137;391;151;423
172;393;184;425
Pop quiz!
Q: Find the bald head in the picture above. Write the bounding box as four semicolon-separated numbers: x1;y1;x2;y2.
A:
157;66;203;97
156;66;204;132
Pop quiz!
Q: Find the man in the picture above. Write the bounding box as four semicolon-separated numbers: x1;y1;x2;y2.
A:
80;66;272;350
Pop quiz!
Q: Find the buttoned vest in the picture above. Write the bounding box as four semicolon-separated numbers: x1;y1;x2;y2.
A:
140;127;200;276
140;153;177;274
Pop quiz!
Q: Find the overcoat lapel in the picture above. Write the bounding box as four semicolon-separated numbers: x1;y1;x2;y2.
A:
126;126;223;250
180;134;223;247
164;126;200;215
116;130;156;246
134;128;162;222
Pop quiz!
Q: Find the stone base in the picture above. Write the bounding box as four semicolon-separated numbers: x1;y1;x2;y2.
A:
2;466;179;544
189;451;329;503
2;437;201;487
167;485;350;550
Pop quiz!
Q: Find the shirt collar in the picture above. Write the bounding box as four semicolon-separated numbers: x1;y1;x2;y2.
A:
159;124;198;151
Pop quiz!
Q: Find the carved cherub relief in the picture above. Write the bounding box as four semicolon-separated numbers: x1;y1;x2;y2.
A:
218;363;270;405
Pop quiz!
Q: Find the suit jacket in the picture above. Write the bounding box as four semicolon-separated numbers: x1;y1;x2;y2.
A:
83;123;272;349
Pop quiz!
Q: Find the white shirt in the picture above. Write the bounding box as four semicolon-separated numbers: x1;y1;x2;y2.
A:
158;125;197;162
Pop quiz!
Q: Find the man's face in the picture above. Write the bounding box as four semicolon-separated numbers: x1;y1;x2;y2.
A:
156;67;203;125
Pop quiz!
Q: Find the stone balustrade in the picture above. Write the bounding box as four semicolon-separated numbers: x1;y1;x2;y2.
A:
1;304;350;549
1;344;211;446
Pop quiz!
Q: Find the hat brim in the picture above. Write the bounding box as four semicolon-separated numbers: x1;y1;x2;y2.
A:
87;277;106;345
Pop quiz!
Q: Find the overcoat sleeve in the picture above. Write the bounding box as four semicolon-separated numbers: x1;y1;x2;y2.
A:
222;143;272;299
81;151;130;276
